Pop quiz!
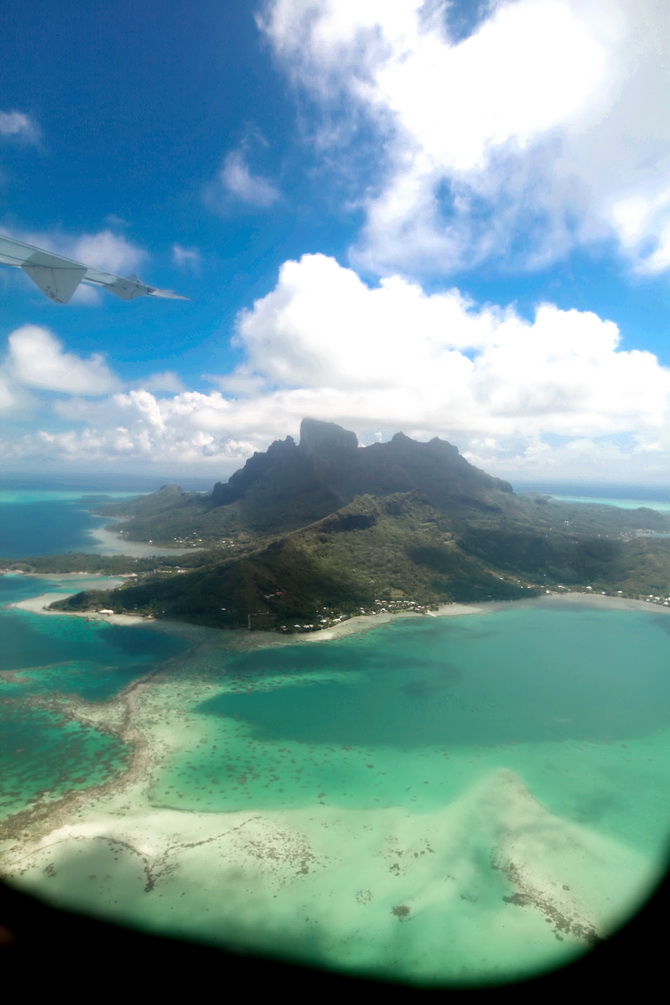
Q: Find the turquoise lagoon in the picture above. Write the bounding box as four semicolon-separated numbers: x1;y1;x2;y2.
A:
1;487;670;985
0;573;191;817
551;494;670;512
0;488;136;557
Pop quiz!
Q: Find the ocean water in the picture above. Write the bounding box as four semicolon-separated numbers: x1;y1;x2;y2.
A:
0;487;200;557
0;572;191;818
1;486;670;985
147;605;670;854
512;480;670;510
0;489;136;557
550;494;670;512
0;482;193;818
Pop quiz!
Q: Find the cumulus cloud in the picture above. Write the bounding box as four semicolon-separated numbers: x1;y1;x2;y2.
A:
259;0;670;276
230;254;670;440
0;369;26;412
232;253;491;389
0;110;40;143
133;370;187;393
207;145;281;211
9;255;670;481
70;229;147;274
6;325;121;395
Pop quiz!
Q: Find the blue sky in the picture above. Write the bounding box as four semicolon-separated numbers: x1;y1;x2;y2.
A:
2;0;670;484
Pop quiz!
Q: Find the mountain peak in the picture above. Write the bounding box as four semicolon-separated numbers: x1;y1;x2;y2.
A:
299;417;358;455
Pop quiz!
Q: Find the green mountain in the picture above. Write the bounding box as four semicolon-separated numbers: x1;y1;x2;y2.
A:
96;417;515;546
50;418;670;631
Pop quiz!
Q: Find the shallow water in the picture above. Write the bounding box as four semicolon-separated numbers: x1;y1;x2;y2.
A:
2;489;670;984
0;573;191;817
0;487;198;558
550;494;670;511
0;490;137;557
148;604;670;860
6;598;665;985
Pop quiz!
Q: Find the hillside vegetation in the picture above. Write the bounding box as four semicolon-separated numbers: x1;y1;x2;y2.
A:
35;418;670;631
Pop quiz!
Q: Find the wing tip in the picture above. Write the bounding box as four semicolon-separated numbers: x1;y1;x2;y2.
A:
1;234;191;303
148;288;191;300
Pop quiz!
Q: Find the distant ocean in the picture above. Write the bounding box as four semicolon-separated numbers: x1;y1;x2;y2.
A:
512;480;670;511
1;479;670;986
0;478;195;815
0;473;211;558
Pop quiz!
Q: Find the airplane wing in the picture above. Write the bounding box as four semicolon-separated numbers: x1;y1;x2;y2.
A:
0;233;188;304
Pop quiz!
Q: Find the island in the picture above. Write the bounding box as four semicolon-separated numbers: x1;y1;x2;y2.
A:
7;418;670;632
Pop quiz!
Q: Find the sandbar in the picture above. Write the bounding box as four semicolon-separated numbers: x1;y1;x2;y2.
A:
10;590;147;626
1;654;660;985
87;523;200;557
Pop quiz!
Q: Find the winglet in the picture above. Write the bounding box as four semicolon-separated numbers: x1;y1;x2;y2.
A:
0;234;189;303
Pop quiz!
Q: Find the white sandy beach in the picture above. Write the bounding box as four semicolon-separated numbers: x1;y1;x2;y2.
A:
87;523;200;557
11;581;670;647
10;590;147;626
296;590;670;644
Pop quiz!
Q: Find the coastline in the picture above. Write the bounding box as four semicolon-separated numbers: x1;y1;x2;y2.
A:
87;522;200;558
10;584;670;646
297;601;491;643
10;590;147;626
7;588;221;649
302;591;670;645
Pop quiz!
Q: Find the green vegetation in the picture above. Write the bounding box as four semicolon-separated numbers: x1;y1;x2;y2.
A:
29;418;670;632
1;550;214;576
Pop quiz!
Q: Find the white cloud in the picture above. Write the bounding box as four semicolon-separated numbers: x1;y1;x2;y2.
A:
230;255;670;441
208;146;281;210
0;369;26;412
0;110;40;143
172;244;201;270
104;214;130;228
232;253;491;389
260;0;670;276
9;255;670;481
134;370;187;393
6;325;121;395
70;229;147;274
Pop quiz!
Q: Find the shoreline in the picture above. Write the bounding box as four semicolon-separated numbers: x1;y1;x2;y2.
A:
87;522;200;558
8;589;219;648
9;581;670;650
295;601;491;643
300;591;670;645
10;591;148;626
